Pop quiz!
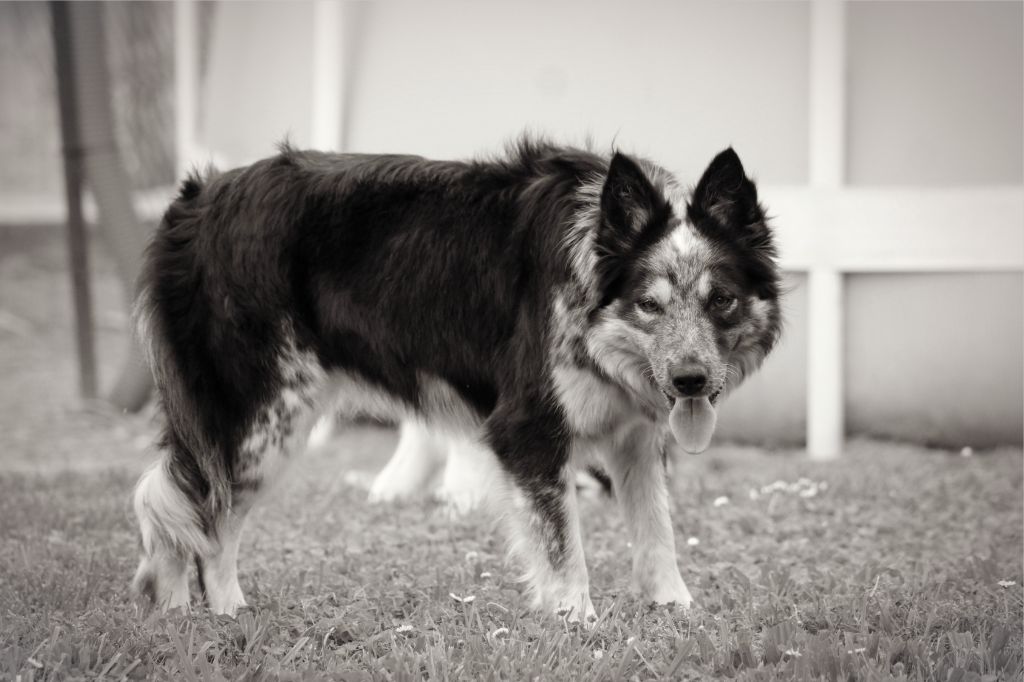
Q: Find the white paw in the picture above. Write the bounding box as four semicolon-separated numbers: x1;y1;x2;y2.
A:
208;590;247;617
645;579;693;609
635;567;694;609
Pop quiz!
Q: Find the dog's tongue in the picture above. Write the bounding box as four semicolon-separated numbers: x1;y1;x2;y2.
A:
669;397;717;454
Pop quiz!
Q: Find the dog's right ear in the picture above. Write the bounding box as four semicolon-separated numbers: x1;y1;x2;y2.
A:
594;153;672;307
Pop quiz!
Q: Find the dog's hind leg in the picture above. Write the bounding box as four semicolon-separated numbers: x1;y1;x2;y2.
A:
603;421;692;607
368;420;447;503
196;347;328;615
437;435;502;515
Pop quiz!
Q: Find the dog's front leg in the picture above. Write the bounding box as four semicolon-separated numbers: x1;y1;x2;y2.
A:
488;409;596;625
507;468;595;623
604;420;693;608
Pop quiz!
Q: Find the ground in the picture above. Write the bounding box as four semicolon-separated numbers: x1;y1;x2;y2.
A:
0;229;1021;681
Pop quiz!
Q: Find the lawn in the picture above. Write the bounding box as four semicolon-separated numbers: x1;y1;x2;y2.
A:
1;230;1022;680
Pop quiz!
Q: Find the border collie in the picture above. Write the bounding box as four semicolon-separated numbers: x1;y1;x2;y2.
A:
132;138;781;623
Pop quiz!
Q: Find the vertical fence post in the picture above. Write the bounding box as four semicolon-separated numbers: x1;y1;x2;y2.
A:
174;0;198;180
807;0;847;459
311;0;343;151
51;1;98;400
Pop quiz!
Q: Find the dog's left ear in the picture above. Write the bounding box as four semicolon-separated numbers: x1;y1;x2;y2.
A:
594;153;672;306
688;148;766;234
690;148;779;299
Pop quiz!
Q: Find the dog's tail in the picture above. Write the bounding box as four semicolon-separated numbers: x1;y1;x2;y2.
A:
134;170;233;530
133;458;212;563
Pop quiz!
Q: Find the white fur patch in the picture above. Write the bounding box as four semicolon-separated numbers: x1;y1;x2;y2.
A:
670;222;704;260
647;277;672;307
134;461;210;558
564;172;605;285
416;374;484;434
328;372;410;421
552;365;632;436
696;270;714;299
438;435;502;515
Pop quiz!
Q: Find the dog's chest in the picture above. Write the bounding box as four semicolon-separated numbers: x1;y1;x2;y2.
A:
552;365;637;437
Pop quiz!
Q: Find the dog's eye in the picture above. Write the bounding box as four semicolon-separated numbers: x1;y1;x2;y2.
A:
711;293;737;311
636;297;662;314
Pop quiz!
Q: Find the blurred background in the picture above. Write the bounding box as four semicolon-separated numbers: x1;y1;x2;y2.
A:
0;0;1021;461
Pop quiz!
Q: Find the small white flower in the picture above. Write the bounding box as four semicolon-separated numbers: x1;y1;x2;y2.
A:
784;649;802;658
395;624;413;633
480;571;492;579
960;446;974;457
489;627;510;639
626;636;636;646
449;592;476;603
686;537;700;546
465;551;479;562
997;580;1016;588
713;496;730;507
593;649;604;660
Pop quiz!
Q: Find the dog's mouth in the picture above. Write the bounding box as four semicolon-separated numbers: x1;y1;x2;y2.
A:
663;389;720;455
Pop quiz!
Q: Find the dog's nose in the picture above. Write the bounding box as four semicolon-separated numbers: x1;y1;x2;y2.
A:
671;365;708;396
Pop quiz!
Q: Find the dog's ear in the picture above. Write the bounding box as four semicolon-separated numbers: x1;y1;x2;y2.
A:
599;152;662;246
690;148;779;299
688;148;766;234
594;153;672;307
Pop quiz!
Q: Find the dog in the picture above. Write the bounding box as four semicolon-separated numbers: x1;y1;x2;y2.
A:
131;138;781;623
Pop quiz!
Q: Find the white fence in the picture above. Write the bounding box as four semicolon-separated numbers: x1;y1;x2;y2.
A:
8;1;1020;459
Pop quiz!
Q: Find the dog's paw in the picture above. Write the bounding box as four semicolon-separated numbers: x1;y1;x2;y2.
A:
646;581;694;610
636;570;694;610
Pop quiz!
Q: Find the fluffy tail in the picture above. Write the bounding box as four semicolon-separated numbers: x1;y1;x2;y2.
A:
131;459;211;609
134;460;211;560
134;169;233;523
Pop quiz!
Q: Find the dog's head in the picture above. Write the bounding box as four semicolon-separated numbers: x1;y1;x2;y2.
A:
582;148;781;428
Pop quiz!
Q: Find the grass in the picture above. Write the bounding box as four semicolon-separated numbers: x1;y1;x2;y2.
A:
0;232;1022;680
1;430;1021;681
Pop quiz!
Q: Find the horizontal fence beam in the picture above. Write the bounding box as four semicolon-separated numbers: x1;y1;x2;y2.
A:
0;187;176;225
3;186;1023;275
766;186;1024;273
